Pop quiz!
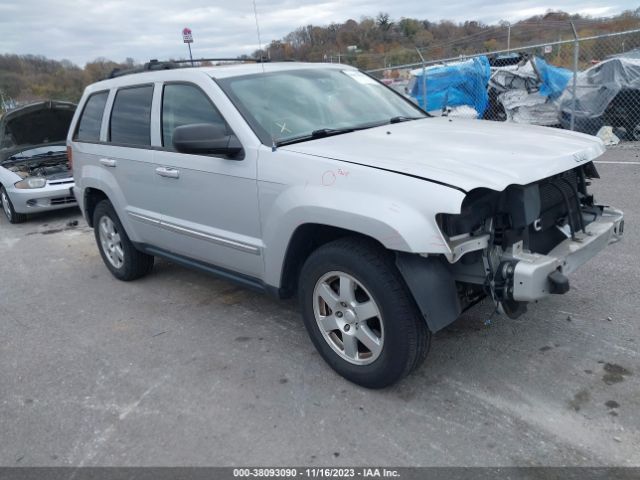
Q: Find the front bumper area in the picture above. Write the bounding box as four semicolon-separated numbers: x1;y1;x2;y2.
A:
8;182;77;214
504;207;624;302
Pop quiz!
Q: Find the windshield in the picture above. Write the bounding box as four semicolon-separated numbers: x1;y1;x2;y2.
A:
217;68;426;145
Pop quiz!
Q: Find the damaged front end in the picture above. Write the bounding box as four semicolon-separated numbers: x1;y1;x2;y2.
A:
437;162;624;318
1;146;77;213
5;148;72;186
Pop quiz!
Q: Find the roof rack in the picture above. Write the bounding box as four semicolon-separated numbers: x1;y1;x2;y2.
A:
108;57;270;79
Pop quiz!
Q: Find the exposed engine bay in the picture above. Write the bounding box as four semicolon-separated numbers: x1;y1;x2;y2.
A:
4;153;71;181
437;162;623;319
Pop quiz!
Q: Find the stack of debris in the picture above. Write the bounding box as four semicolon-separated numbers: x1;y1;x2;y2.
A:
486;55;572;126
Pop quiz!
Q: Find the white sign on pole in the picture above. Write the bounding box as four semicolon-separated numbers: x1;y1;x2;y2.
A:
544;45;552;54
182;27;193;44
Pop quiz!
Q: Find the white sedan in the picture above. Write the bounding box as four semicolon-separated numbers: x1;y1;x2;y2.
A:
0;101;77;223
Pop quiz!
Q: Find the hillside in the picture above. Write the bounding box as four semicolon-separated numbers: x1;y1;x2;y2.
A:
1;9;639;114
260;9;640;69
0;57;137;112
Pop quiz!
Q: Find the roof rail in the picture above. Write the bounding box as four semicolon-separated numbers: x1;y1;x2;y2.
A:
108;57;270;79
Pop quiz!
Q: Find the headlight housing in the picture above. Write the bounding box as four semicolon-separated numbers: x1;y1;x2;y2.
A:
15;177;46;189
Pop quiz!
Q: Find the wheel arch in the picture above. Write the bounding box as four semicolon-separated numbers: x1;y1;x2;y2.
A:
276;223;385;298
277;223;462;333
83;187;109;227
274;222;462;333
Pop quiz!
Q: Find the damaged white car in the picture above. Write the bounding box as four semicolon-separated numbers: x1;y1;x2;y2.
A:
0;101;77;223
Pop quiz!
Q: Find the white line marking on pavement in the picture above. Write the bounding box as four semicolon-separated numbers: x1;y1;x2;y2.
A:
594;161;640;165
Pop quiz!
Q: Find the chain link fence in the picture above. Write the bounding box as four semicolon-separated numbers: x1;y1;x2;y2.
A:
367;28;640;143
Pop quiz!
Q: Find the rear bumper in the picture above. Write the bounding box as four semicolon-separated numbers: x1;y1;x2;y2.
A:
8;182;77;214
508;207;624;301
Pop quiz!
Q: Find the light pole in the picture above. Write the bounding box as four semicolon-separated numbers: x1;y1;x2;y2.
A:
499;20;512;53
416;48;427;112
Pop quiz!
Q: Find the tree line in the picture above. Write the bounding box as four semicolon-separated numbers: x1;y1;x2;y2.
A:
1;8;639;114
0;56;137;112
258;9;640;70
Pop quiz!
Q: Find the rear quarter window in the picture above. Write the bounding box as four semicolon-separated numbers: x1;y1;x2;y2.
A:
109;85;153;146
74;91;109;142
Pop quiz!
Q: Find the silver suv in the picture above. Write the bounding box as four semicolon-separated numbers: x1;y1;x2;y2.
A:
68;62;624;388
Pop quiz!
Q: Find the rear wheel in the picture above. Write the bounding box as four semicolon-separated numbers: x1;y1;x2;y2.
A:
298;237;430;388
93;200;154;281
0;186;27;224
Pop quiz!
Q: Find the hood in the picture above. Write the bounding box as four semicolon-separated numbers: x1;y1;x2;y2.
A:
281;117;605;192
0;100;76;150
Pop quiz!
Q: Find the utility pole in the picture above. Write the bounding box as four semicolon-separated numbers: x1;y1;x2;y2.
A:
499;20;512;52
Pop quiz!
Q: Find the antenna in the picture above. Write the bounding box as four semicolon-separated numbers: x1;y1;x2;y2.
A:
252;0;266;74
252;0;276;149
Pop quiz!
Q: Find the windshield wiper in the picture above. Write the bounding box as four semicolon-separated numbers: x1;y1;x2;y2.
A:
7;151;66;161
310;127;356;138
276;124;377;147
275;117;426;147
389;115;425;124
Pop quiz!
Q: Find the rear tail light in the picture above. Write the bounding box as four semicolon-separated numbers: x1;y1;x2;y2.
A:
66;145;73;171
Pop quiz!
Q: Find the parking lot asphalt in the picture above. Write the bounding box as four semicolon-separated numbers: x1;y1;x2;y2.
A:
1;144;639;467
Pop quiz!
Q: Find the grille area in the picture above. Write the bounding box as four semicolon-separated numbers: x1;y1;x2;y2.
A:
50;196;76;205
437;165;592;254
529;168;583;254
48;179;74;185
540;169;579;209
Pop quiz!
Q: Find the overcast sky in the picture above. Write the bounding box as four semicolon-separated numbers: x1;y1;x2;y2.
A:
0;0;636;66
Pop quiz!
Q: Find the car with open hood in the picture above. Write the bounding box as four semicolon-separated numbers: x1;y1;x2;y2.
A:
69;62;624;388
0;100;77;223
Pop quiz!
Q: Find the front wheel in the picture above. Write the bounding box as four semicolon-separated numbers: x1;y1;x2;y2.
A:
93;200;154;281
298;237;430;388
1;186;27;224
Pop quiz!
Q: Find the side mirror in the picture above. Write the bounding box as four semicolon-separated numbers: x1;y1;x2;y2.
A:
172;123;243;158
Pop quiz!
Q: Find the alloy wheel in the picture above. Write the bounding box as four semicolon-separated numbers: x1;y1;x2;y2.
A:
98;215;124;268
312;271;384;365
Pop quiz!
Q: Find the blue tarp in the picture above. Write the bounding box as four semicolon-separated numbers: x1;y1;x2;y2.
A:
534;57;572;98
410;56;491;116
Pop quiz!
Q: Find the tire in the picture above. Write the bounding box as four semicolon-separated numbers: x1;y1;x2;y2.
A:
93;199;154;281
1;186;27;224
298;237;430;388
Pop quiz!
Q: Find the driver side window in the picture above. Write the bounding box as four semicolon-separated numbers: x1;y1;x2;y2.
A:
161;83;227;150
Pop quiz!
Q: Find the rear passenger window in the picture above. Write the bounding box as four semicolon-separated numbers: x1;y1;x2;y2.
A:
162;83;227;149
110;85;153;146
75;91;108;142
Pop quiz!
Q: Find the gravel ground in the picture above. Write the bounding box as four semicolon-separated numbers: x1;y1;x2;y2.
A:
0;145;638;467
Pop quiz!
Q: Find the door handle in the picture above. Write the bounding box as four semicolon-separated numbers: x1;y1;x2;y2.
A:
155;167;180;179
99;158;117;167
